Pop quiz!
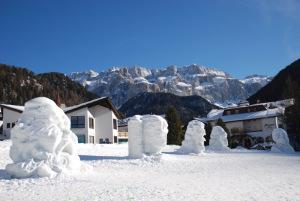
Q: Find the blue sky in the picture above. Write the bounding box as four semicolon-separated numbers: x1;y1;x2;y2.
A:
0;0;299;78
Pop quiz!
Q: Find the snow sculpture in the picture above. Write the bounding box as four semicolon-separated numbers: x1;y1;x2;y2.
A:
180;120;206;154
6;97;82;178
208;126;229;151
128;115;143;158
128;115;168;158
271;128;295;153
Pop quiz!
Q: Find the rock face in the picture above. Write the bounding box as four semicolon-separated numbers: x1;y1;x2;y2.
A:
69;65;271;107
128;115;168;158
6;97;82;178
208;126;229;151
180;120;206;154
271;128;295;153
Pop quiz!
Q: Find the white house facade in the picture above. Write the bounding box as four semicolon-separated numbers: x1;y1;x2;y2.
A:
0;97;121;144
199;99;294;141
64;98;121;144
0;104;23;139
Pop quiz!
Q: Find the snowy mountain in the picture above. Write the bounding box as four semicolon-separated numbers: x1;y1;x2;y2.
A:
68;65;271;107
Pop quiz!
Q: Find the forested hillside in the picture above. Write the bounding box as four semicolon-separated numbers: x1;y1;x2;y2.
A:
0;64;98;106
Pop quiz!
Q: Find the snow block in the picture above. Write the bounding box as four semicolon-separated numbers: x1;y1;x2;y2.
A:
180;120;206;154
128;115;143;158
128;115;168;158
6;97;82;178
143;115;168;155
271;128;295;154
208;126;229;151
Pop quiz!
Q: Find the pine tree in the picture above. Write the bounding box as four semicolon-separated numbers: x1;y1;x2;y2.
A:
166;106;183;145
204;122;212;146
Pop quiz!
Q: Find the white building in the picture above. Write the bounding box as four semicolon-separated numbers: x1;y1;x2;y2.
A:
199;99;294;141
0;97;122;144
64;97;121;144
0;104;23;139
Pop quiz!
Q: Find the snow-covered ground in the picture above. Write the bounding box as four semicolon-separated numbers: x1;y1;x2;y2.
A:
1;140;300;201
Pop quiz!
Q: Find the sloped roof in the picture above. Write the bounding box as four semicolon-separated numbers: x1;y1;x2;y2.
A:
0;104;24;113
1;98;122;119
64;97;122;119
200;107;283;123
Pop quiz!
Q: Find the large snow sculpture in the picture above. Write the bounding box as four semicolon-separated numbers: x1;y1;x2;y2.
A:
180;120;206;154
271;128;295;153
208;126;229;151
6;97;82;178
128;115;143;158
128;115;168;158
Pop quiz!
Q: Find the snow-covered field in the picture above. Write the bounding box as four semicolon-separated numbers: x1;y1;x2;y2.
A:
1;140;300;201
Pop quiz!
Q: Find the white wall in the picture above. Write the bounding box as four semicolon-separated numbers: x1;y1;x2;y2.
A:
66;108;92;144
89;105;118;144
262;117;278;132
2;108;22;138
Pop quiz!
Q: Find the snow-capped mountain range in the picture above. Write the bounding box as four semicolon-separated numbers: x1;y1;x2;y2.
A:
68;65;272;107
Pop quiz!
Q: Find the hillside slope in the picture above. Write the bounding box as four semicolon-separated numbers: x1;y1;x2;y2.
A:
0;64;98;106
248;59;300;104
119;92;218;123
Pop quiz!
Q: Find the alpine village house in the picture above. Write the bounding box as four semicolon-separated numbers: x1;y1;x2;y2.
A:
0;97;125;144
200;99;294;147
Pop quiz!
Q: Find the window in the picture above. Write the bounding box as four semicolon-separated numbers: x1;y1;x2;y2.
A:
7;123;10;128
12;122;15;128
113;119;117;130
89;136;94;143
71;116;85;128
89;118;94;129
77;135;85;143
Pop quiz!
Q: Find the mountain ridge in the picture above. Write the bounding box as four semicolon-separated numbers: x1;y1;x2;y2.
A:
69;64;272;107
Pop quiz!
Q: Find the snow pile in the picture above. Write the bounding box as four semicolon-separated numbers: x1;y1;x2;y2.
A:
180;120;206;154
271;128;295;154
208;126;229;151
128;115;168;158
6;97;83;178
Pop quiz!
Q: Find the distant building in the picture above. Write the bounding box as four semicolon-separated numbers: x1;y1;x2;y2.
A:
0;97;122;144
117;119;129;143
199;99;294;143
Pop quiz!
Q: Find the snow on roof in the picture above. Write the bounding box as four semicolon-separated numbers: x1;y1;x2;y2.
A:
1;97;122;118
201;108;283;123
63;97;122;119
0;104;24;112
63;97;107;112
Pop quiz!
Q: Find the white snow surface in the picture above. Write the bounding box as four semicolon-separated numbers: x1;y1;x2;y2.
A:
0;140;300;200
271;128;295;153
5;97;84;178
128;115;168;158
180;120;206;154
207;126;230;151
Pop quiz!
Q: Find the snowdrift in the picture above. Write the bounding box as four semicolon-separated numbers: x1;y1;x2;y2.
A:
207;126;229;151
128;115;168;158
180;120;206;154
6;97;83;178
271;128;295;153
